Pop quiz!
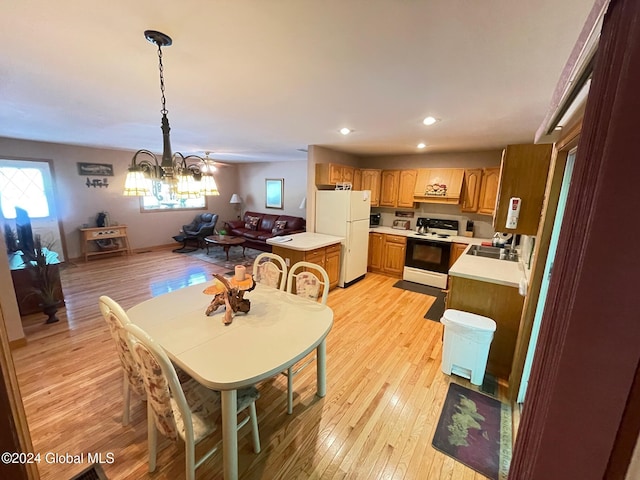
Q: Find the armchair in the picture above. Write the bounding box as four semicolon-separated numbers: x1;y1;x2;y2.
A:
173;213;218;251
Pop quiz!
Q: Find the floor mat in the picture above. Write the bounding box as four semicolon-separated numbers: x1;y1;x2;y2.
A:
392;280;446;322
432;382;512;480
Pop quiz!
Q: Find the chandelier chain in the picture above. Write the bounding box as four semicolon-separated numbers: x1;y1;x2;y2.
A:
157;43;168;115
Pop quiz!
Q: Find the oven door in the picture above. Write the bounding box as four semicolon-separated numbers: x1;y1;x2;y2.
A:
404;237;451;274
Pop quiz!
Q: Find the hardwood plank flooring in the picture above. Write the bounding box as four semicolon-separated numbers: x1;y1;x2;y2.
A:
11;249;508;479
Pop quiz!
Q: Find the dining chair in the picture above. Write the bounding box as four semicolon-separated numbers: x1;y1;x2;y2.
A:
99;295;147;426
124;323;261;480
252;252;288;290
283;261;330;414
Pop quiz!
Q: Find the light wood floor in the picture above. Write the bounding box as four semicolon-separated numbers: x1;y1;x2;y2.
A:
12;248;507;479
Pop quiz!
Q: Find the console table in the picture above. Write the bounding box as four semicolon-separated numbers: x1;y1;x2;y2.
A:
80;226;132;261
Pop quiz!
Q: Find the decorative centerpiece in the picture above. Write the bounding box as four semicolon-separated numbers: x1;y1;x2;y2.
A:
204;265;256;325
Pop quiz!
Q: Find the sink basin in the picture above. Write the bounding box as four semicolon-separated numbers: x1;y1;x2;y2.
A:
466;244;519;262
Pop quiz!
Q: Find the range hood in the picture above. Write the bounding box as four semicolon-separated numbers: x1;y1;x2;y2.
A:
413;168;465;205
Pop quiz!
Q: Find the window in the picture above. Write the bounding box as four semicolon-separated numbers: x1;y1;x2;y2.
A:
141;180;206;211
0;160;53;219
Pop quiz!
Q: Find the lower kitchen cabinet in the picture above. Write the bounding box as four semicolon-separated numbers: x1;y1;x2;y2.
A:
272;242;341;289
368;233;406;277
449;242;467;268
447;275;524;380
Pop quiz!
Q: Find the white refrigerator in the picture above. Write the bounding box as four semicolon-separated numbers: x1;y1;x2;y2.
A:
315;190;371;287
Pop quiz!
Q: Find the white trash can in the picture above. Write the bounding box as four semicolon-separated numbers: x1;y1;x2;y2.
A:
440;309;496;386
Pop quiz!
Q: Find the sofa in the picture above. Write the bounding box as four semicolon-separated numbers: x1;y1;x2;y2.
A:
224;211;306;252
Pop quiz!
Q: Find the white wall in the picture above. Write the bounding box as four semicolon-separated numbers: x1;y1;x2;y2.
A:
0;137;241;259
235;160;308;219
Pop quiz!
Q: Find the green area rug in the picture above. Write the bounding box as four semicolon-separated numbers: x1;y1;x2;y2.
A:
432;382;512;479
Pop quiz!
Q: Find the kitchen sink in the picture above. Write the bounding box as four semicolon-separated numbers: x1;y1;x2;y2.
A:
466;244;519;262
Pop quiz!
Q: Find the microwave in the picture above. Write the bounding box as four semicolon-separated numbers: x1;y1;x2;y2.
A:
370;213;381;226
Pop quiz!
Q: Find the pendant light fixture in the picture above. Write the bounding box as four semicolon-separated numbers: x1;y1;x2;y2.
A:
123;30;219;198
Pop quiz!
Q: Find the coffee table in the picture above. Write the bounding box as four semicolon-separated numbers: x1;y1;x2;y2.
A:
205;235;246;260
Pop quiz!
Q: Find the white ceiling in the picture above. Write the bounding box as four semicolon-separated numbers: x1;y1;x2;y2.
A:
0;1;595;163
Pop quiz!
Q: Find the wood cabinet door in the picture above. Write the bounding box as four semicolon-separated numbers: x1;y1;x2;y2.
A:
329;164;343;184
342;166;355;185
361;169;381;206
449;243;467;268
352;168;362;190
380;170;400;207
368;233;384;271
397;169;417;208
461;169;482;212
325;250;340;288
477;168;500;216
382;239;406;276
493;144;553;235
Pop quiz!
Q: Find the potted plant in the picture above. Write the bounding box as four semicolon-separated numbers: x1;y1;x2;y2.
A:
218;228;228;238
26;235;63;324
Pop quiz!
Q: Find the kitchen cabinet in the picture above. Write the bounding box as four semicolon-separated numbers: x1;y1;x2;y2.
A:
493;144;553;235
449;243;467;268
352;168;362;191
368;232;384;271
272;242;341;289
379;169;416;208
368;233;406;277
379;170;400;207
477;168;500;215
361;169;382;206
413;168;465;204
397;169;417;208
461;169;482;212
447;275;524;380
368;233;407;277
315;163;355;188
382;234;406;276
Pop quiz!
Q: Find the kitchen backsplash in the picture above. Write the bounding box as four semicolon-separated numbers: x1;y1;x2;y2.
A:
373;205;495;239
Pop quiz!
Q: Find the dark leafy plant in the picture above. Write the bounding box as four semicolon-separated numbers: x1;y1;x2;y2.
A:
3;224;19;253
26;235;61;306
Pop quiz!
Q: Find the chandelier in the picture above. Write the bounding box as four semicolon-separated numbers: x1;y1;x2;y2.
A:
123;30;219;198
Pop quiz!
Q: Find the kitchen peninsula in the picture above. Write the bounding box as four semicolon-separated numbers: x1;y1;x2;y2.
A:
267;232;343;290
448;244;526;380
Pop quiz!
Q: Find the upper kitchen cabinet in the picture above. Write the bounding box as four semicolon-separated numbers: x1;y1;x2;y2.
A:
361;169;381;206
493;144;553;235
413;168;465;204
397;169;417;208
378;169;416;208
315;163;355;188
477;168;500;216
352;168;362;191
461;169;482;212
379;170;400;207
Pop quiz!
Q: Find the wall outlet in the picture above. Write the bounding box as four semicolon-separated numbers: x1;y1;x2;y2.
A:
285;258;290;267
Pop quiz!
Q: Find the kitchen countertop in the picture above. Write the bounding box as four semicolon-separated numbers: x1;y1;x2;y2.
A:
266;232;343;251
449;243;524;288
368;226;490;245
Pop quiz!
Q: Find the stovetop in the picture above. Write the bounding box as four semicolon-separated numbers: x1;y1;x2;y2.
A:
412;217;459;242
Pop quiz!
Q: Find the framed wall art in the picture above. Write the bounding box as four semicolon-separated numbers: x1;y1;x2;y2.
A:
77;162;114;176
265;178;283;209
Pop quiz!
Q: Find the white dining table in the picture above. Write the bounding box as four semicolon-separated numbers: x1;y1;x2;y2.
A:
126;280;334;480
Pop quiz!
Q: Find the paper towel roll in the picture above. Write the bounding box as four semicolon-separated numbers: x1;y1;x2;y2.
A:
519;277;528;296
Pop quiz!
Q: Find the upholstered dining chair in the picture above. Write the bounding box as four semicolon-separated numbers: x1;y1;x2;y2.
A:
282;261;330;414
252;252;288;290
99;295;146;426
124;323;261;480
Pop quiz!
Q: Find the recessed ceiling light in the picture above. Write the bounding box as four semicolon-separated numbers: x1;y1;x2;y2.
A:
339;127;351;135
417;143;426;149
423;116;438;126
